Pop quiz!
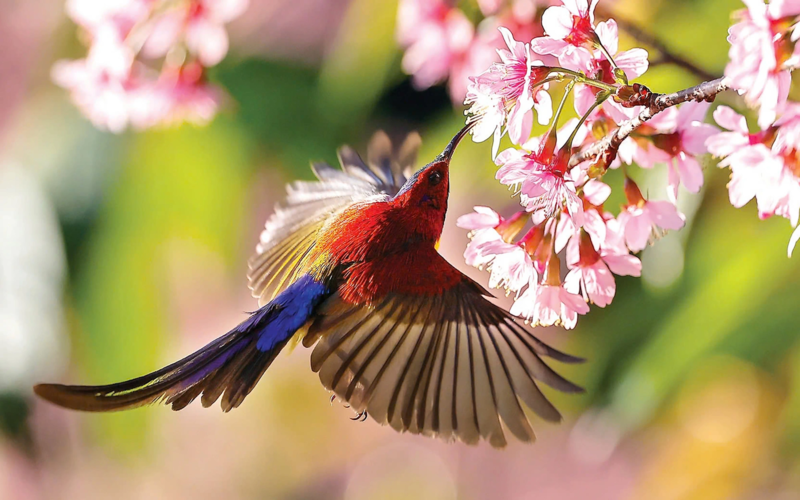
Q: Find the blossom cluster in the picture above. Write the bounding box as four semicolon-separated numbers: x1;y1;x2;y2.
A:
54;0;248;132
714;0;800;256
395;0;557;103
405;0;800;330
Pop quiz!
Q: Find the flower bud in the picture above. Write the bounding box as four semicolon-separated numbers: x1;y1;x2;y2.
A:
495;211;528;243
624;176;646;207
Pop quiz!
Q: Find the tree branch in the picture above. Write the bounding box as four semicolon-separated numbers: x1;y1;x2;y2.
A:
569;77;729;167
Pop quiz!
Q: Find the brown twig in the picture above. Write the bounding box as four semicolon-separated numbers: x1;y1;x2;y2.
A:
595;7;720;82
569;77;729;167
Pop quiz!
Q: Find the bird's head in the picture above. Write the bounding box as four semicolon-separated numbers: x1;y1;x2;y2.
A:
391;123;474;242
393;123;474;211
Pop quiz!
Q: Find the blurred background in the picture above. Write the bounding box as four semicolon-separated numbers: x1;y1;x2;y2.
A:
2;0;800;498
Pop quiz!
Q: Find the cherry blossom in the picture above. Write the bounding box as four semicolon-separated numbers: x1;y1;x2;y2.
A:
617;178;686;252
52;58;136;133
706;105;784;213
465;28;553;155
571;20;649;122
510;254;589;329
725;0;800;127
396;0;476;92
478;239;534;292
54;0;245;132
495;133;584;225
130;62;224;129
458;207;527;269
532;0;601;60
143;0;248;66
562;229;636;307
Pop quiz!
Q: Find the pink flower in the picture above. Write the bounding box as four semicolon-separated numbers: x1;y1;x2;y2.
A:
66;0;153;34
706;105;785;212
621;102;717;202
554;179;610;252
52;58;136;133
495;133;584;225
130;62;223;129
531;0;600;59
571;20;649;120
448;23;503;103
476;240;534;292
510;254;589;329
724;0;800;127
617;178;686;252
564;230;641;308
57;0;244;132
766;105;800;224
143;0;248;66
465;27;552;155
458;207;528;268
397;0;475;90
477;0;504;16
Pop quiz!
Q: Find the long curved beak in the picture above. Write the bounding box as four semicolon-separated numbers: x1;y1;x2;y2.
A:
439;121;476;162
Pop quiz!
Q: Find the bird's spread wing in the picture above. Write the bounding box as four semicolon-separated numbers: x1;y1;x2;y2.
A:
302;279;584;448
248;132;421;305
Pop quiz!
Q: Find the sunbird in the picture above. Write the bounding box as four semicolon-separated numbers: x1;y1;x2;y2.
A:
34;125;583;447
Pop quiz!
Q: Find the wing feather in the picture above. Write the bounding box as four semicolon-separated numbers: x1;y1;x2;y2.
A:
248;132;419;304
307;280;583;448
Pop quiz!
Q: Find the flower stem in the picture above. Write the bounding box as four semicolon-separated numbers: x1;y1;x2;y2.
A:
565;91;610;152
548;67;618;92
551;79;576;131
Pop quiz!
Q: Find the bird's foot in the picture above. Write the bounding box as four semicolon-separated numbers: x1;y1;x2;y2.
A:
350;410;368;422
331;393;366;421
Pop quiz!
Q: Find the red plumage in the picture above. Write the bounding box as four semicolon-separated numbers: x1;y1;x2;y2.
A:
307;158;458;305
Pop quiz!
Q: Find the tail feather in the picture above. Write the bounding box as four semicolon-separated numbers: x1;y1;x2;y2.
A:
34;275;332;413
33;307;279;412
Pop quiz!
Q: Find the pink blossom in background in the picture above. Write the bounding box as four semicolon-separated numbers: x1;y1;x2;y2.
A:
54;0;246;132
130;62;224;129
396;0;476;91
618;178;685;252
477;0;505;16
66;0;153;34
725;0;800;127
52;58;137;133
142;0;247;66
448;22;503;104
531;0;600;60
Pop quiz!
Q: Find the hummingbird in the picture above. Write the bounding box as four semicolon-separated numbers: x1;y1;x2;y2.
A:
34;124;583;448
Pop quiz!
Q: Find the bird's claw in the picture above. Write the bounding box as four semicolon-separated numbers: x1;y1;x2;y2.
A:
330;393;366;421
350;410;368;422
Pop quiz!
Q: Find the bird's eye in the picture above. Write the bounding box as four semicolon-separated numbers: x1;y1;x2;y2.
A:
428;170;442;186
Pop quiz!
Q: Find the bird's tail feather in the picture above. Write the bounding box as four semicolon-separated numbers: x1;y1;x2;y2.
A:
34;306;286;412
35;275;331;413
